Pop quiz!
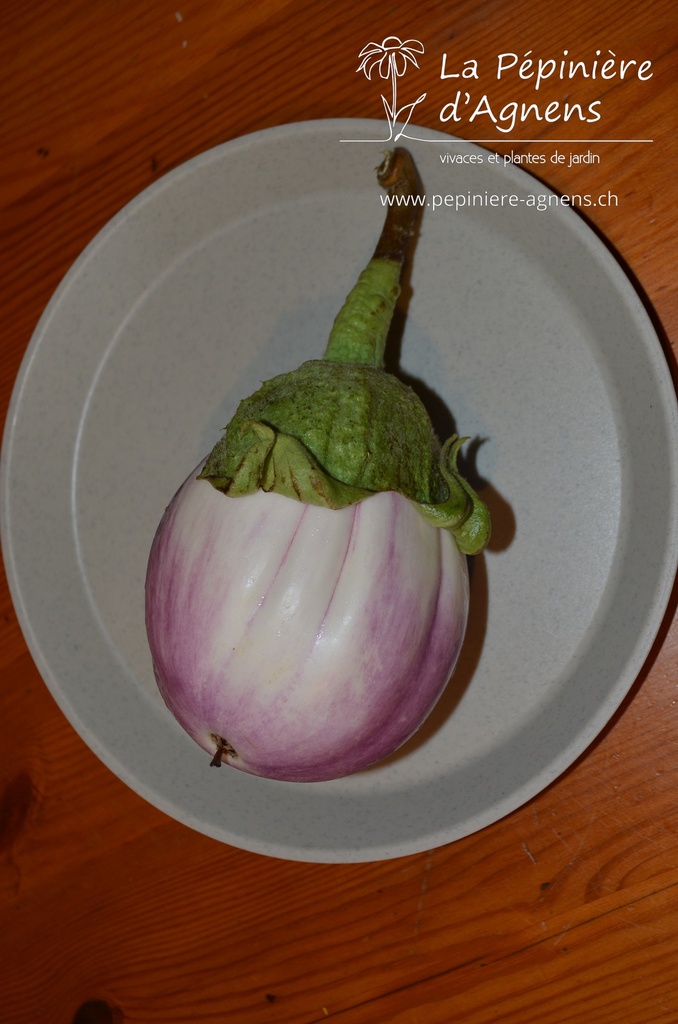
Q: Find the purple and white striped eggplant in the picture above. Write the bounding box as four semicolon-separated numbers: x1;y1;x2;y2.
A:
146;484;469;782
145;148;490;782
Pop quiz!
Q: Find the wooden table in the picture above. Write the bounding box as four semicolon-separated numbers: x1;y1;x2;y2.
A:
2;1;677;1021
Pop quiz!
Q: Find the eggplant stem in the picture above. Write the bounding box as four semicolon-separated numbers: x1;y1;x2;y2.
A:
323;147;423;369
372;148;424;264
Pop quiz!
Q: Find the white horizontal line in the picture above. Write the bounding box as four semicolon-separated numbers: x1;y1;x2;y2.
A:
468;139;653;144
340;138;653;144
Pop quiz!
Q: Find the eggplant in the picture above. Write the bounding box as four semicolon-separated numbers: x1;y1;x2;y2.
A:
145;148;490;782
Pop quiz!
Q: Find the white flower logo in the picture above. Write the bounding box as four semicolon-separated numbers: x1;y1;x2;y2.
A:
357;37;426;140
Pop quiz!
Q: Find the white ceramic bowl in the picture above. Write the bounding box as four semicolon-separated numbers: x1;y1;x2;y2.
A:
2;119;676;861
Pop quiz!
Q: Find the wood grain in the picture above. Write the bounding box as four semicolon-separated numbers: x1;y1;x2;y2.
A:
1;1;677;1021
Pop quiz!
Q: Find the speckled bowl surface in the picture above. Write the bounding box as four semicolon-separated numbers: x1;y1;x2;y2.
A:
2;119;677;862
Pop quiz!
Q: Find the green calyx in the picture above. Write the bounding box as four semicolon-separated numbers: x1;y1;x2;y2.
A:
199;148;491;556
